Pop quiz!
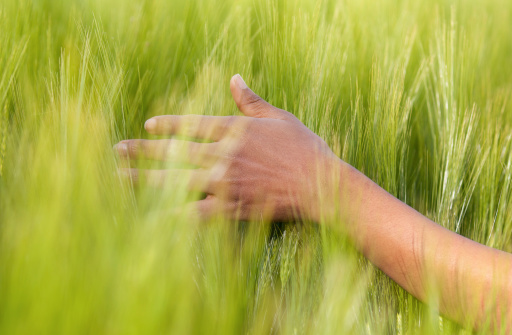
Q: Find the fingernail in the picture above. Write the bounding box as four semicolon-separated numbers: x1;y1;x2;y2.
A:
235;74;248;90
115;142;128;156
145;118;157;132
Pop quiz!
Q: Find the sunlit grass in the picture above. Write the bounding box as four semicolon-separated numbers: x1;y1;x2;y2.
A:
1;0;512;333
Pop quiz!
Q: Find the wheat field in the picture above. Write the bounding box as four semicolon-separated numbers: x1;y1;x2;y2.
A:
1;0;512;333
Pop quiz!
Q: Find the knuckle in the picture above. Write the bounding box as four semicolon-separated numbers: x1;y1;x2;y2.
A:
222;116;244;135
225;115;237;127
128;141;139;157
181;115;197;133
224;115;245;132
247;101;270;118
168;115;181;131
244;93;262;105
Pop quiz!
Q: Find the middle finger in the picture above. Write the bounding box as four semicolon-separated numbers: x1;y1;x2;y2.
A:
115;139;220;167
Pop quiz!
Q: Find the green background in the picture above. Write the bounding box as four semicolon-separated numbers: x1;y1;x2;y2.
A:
1;0;511;333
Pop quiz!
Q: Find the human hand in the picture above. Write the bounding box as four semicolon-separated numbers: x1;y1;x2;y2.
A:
114;75;342;222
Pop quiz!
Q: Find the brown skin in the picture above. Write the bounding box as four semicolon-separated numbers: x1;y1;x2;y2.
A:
116;74;512;332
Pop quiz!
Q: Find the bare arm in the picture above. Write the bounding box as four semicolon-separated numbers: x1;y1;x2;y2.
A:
115;75;512;332
339;161;512;331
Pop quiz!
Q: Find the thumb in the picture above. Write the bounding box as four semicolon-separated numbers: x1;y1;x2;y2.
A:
230;74;290;120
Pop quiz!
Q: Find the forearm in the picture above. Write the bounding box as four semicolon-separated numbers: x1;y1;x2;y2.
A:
336;160;512;331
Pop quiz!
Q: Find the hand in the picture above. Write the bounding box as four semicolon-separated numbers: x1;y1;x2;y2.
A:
115;74;341;222
115;75;512;331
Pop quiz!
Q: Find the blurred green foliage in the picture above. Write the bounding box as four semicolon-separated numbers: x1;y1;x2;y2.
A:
1;0;512;333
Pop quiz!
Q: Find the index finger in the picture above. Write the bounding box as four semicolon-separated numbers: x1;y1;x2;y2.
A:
144;115;243;141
